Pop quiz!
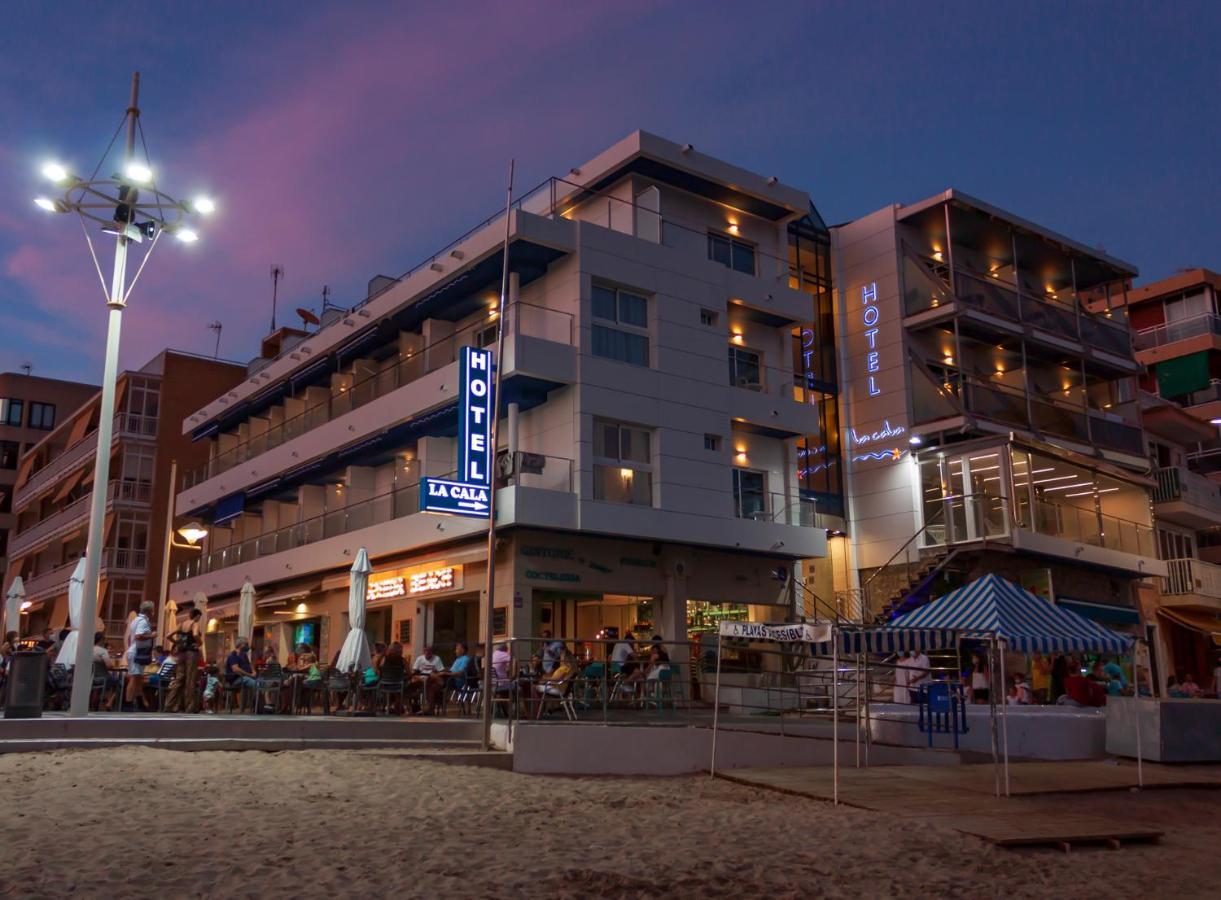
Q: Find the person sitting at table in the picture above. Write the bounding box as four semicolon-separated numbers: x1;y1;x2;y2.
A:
610;632;636;676
533;651;575;716
1179;672;1203;698
413;644;446;714
438;642;473;713
1057;657;1105;707
226;638;258;708
541;630;565;673
644;642;671;681
90;632;120;711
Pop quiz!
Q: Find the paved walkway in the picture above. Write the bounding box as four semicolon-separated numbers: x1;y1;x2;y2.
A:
720;760;1221;848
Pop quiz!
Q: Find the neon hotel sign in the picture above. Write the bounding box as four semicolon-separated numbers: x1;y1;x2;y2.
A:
852;281;907;464
420;346;494;517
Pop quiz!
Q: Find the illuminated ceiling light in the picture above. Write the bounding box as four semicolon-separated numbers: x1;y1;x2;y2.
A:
295;602;308;613
41;161;70;182
619;467;634;479
125;162;152;183
727;222;740;235
909;435;923;446
176;522;209;544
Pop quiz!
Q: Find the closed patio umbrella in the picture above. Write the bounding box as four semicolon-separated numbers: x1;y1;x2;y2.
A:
193;591;209;661
238;578;255;645
334;548;372;674
55;558;88;666
5;576;24;638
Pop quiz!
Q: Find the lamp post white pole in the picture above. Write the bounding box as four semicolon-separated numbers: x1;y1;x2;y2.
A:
68;72;140;716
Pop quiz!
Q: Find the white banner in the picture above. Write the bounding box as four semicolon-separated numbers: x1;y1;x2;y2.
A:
718;621;831;643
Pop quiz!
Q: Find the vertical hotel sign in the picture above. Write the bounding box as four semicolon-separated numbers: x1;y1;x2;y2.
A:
420;346;493;517
849;280;907;465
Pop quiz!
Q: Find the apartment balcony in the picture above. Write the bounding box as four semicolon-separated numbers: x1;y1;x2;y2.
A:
1159;558;1221;613
8;480;153;560
172;455;575;597
178;304;575;514
14;413;159;508
1133;314;1221;364
921;493;1163;577
726;359;825;437
1153;466;1221;529
18;546;148;606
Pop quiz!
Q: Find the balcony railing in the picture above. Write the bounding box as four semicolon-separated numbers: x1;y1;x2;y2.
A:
1161;557;1221;600
1134;314;1221;351
20;559;81;603
183;302;573;490
1029;498;1155;558
15;413;159;508
176;455;574;581
1154;465;1221;517
8;480;155;560
734;492;826;528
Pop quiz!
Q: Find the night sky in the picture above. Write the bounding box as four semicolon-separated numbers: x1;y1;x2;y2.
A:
2;0;1218;384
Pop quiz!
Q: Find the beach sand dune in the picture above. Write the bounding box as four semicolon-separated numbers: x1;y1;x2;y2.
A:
0;747;1217;898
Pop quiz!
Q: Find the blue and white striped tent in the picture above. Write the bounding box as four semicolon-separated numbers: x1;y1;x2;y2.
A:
814;627;958;656
889;574;1134;654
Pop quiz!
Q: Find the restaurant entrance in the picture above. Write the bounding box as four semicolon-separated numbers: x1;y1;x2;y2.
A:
429;596;478;663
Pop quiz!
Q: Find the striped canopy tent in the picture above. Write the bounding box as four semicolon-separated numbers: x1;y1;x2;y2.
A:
890;574;1134;654
815;626;959;656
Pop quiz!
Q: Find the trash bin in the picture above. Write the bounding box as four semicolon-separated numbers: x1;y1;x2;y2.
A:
4;650;48;719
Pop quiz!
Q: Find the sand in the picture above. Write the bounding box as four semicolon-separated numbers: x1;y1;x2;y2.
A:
0;747;1217;898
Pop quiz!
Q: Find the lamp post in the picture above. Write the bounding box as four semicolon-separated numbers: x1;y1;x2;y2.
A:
34;72;214;715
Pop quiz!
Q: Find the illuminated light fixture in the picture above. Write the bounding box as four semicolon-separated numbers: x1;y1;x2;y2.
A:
295;602;308;613
1031;467;1054;474
488;309;498;319
909;435;923;446
125;161;152;183
943;355;954;365
1042;482;1097;492
727;222;739;235
33;196;60;212
619;467;634;479
175;227;199;244
176;522;209;545
20;601;31;612
1033;474;1081;484
41;161;70;182
1211;418;1221;426
191;195;216;214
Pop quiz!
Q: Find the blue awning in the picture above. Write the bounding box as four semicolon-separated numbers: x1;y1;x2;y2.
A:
213;492;246;525
891;574;1134;654
1056;599;1141;627
815;627;959;655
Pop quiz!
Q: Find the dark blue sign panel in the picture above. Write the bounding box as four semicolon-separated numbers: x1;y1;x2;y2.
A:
458;346;493;486
420;477;491;517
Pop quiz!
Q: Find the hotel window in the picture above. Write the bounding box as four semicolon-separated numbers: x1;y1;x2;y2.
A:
474;323;498;349
708;232;756;275
28;401;55;430
728;345;763;390
1;399;23;427
592;418;652;505
699;308;718;327
0;440;18;470
592;284;649;367
733;468;768;519
704;433;722;452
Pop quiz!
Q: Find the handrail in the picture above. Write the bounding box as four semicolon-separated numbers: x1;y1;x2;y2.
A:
860;499;951;597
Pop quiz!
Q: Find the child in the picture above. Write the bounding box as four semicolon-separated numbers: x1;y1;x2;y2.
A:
201;665;221;714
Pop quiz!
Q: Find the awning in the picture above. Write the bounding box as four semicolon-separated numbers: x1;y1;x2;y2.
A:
256;582;321;608
1155;351;1210;399
817;627;960;655
1056;599;1142;627
1158;606;1221;646
213;492;246;525
892;573;1134;653
51;467;86;503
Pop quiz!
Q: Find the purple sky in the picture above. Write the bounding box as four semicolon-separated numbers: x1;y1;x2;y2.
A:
3;0;1218;384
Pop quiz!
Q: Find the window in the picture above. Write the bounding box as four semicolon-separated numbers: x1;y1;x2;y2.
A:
728;346;763;390
708;232;756;275
1;399;22;427
0;440;18;470
591;284;649;367
699;309;718;327
704;434;722;452
733;468;767;519
592;418;653;505
28;401;55;430
474;323;498;349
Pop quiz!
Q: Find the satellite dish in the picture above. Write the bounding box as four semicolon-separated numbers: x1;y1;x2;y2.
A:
296;307;320;327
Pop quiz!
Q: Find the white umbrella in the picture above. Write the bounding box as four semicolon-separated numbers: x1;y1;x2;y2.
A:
194;591;209;660
335;548;372;674
238;578;255;645
4;576;24;638
56;558;88;666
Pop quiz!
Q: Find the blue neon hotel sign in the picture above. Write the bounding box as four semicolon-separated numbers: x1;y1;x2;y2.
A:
420;346;494;518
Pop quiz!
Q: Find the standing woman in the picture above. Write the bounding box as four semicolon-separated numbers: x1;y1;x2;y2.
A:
166;607;204;713
124;601;156;711
968;651;990;704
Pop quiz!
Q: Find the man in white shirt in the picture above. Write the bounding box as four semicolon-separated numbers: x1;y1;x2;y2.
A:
413;645;446;714
910;651;931;694
124;601;155;710
893;652;913;704
541;630;565;674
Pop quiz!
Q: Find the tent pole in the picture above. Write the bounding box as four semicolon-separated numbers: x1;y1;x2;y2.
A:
1135;638;1145;789
854;652;861;768
863;651;871;767
832;629;839;806
710;631;723;778
989;635;1000;798
999;637;1010;797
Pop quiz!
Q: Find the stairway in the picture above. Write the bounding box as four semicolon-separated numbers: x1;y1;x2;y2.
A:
872;549;961;623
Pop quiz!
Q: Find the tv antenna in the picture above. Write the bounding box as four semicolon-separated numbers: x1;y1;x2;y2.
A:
270;264;285;333
20;362;32;376
206;321;223;358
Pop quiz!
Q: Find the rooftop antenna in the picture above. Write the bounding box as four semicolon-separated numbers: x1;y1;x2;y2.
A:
206;321;223;358
20;362;32;376
270;263;285;334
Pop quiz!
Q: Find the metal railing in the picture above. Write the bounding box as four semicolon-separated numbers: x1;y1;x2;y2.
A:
1027;498;1155;558
735;492;825;528
1160;557;1221;600
1135;313;1221;351
176;455;574;580
183;302;573;489
1153;465;1221;517
7;480;153;559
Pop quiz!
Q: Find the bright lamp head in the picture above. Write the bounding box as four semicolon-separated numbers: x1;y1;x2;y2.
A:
34;197;59;212
192;196;216;215
177;522;208;544
175;227;199;244
41;161;70;183
125;162;152;183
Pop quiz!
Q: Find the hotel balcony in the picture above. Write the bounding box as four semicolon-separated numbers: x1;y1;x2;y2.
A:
7;480;153;560
1133;313;1221;365
19;548;149;606
725;357;826;438
14;412;159;509
1159;557;1221;614
1153;466;1221;529
177;304;575;515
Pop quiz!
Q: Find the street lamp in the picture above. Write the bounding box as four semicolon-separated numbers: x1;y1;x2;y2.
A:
35;72;215;716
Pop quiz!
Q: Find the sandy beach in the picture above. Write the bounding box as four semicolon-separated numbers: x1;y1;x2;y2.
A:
0;747;1217;898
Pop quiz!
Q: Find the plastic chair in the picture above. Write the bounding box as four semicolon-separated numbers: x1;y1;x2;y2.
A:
642;667;676;713
576;662;605;709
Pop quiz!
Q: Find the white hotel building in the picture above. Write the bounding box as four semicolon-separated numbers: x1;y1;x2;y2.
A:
167;132;843;662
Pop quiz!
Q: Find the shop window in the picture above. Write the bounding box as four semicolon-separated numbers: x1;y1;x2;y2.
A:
593;418;653;505
592;284;649;367
733;468;767;519
708;232;756;275
1;399;23;427
28;402;56;430
728;346;763;390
